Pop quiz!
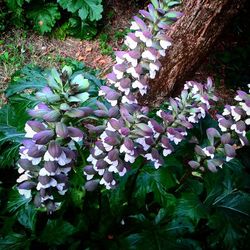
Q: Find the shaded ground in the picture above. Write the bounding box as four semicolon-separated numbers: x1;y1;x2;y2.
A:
0;1;141;93
1;0;249;106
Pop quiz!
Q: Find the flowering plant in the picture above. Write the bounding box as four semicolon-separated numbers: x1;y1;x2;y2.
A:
0;0;250;249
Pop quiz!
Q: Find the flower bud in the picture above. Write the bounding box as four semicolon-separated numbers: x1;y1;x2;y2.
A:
26;121;46;132
84;165;96;175
86;124;106;134
195;145;206;157
85;180;99;191
28;103;50;118
96;159;108;169
56;122;69;138
27;146;45;158
33;130;54;145
224;144;236;160
94;110;109;117
103;171;114;183
221;133;232;145
43;110;61;122
104;136;119;146
18;181;36;190
188;161;200;169
48;141;62;158
149;119;164;133
206;128;221;145
108;107;119;118
207;160;217;172
44;161;59;175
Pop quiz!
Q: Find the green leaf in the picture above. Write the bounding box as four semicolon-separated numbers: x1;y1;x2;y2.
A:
213;191;250;217
51;67;62;85
40;219;76;245
17;204;37;231
71;74;90;90
109;169;135;216
7;189;31;213
70;189;85;209
67;17;98;40
0;91;37;168
5;66;46;97
0;143;20;168
83;0;103;21
0;105;25;142
6;0;24;10
134;166;177;207
78;8;88;20
167;1;181;8
123;228;201;250
0;233;30;250
26;3;61;34
5;0;25;27
58;0;103;22
207;192;250;249
151;0;159;9
164;217;195;236
175;193;207;224
75;92;90;102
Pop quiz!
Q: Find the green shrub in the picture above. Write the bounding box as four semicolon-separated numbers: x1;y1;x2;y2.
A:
2;0;103;39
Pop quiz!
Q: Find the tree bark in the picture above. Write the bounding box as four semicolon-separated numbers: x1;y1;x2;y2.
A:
143;0;246;106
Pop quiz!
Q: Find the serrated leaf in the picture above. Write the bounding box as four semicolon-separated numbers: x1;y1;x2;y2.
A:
83;0;103;21
40;219;76;245
26;3;61;34
208;192;250;249
134;166;177;208
7;189;31;213
17;204;37;231
5;66;46;97
123;228;201;250
0;143;20;168
175;193;207;224
213;191;250;217
58;0;103;22
78;8;88;20
0;104;25;144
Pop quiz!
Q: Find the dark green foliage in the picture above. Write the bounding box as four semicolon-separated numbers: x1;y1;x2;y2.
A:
210;1;250;91
2;0;103;39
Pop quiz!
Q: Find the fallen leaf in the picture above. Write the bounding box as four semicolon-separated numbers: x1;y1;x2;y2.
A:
86;46;92;52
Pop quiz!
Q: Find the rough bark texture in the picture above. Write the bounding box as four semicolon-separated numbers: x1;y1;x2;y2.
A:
143;0;246;106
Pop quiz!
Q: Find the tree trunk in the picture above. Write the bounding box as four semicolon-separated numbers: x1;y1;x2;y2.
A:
143;0;246;106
